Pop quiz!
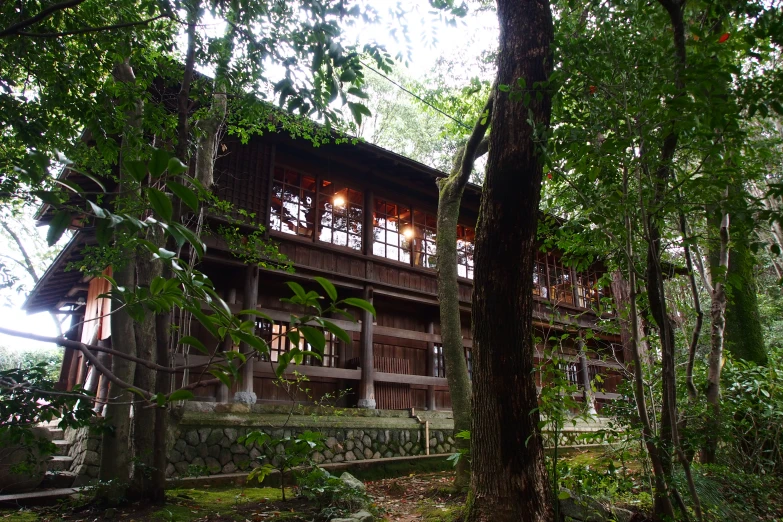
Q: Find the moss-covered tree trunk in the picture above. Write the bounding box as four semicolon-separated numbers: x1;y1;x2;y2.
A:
465;0;554;519
724;185;767;366
435;96;492;491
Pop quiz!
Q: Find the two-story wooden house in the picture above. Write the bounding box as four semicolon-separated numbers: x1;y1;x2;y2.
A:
24;129;625;412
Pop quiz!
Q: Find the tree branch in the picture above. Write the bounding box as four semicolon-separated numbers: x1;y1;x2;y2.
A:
16;14;169;38
0;0;88;38
456;94;494;189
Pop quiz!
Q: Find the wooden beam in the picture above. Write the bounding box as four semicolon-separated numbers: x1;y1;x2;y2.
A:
374;372;449;387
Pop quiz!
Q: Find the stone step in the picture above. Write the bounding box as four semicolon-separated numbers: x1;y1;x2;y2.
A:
47;428;64;441
0;487;85;507
41;471;77;489
47;455;73;472
52;440;71;456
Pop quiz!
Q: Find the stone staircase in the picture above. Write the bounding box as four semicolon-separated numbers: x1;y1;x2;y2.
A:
38;424;78;489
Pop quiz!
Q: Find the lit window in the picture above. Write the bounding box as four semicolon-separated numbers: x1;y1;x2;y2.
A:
373;198;412;264
456;225;475;279
412;209;438;268
433;344;445;377
270;167;316;237
318;180;363;250
533;254;548;298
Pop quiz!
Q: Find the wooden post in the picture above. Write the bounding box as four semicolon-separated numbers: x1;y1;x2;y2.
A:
363;189;374;256
577;333;597;415
426;321;437;411
217;287;237;403
357;285;375;409
235;267;259;404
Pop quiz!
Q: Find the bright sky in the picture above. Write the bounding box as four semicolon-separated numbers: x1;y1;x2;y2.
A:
0;1;499;354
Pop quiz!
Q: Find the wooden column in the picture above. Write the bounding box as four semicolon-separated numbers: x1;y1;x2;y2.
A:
363;189;374;256
577;333;597;415
357;284;376;409
217;287;237;403
235;266;259;404
426;321;437;411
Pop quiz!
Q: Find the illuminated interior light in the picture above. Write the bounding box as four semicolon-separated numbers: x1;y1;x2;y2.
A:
403;228;414;239
333;196;346;208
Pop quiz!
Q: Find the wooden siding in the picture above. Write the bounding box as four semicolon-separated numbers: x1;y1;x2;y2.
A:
214;137;272;220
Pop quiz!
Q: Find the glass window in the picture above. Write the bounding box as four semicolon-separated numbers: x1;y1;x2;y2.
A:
373;198;412;264
270;167;316;237
533;253;548;298
318;180;363;251
433;344;445;377
257;320;338;367
456;225;475;279
412;210;437;269
546;254;574;305
575;269;611;310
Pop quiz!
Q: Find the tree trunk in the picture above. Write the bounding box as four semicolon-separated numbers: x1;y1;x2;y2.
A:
724;184;766;365
466;0;554;519
436;96;492;490
99;58;142;499
129;229;163;499
703;211;729;463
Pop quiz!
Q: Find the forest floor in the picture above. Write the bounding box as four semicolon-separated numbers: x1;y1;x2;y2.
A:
2;447;781;521
0;472;465;522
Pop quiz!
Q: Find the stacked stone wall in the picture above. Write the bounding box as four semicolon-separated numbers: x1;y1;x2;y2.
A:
166;426;454;478
63;425;102;486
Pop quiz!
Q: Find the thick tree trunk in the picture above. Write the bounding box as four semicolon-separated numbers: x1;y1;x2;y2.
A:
99;58;142;498
724;185;766;366
466;0;554;519
436;96;492;490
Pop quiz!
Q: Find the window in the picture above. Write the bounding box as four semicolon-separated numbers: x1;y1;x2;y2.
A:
433;344;445;377
575;269;610;310
270;167;316;237
412;209;437;268
432;344;473;380
257;320;338;367
533;253;549;298
318;180;363;250
456;225;475;279
546;254;574;305
373;198;412;263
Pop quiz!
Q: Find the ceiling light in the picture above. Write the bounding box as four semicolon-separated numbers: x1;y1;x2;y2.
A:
333;196;345;208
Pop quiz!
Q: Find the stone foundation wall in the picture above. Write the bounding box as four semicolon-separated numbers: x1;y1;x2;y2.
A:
63;425;102;486
166;425;454;478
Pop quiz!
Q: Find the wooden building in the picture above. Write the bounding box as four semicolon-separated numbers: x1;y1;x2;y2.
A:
24;130;625;412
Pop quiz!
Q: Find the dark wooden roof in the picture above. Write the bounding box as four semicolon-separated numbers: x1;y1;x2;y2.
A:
23;230;95;314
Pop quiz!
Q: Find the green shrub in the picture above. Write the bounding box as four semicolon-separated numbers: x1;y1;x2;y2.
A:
296;468;372;521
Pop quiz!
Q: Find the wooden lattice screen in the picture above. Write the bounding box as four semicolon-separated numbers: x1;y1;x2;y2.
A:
213;140;271;220
374;356;412;410
345;356;413;410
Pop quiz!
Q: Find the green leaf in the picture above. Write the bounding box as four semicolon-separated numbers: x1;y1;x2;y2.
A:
322;320;351;345
149;148;170;178
343;297;376;317
179;335;208;354
286;281;307;300
147;187;173;221
299;325;326;354
124;160;147;183
167;157;188;175
47;211;70;246
558;491;571;500
168;389;195;402
313;276;337;301
209;368;232;388
167;180;200;213
87;200;107;219
240;310;273;323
